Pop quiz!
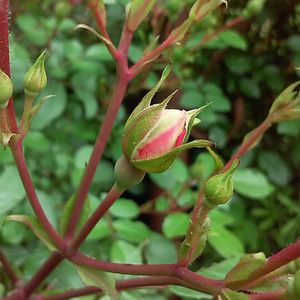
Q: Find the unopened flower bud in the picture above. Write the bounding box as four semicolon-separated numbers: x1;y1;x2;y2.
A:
204;160;239;206
114;154;145;190
0;70;13;109
122;65;213;173
24;50;48;96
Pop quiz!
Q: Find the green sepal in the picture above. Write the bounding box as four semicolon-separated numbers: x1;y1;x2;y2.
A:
127;0;156;32
168;18;194;44
190;0;227;21
184;102;211;143
5;215;57;251
225;252;266;286
125;64;172;126
132;139;213;173
123;91;176;160
207;147;224;170
269;80;300;115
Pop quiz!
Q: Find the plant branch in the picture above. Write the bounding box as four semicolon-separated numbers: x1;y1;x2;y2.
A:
11;142;65;250
0;0;18;132
223;117;272;172
71;253;223;294
88;2;119;59
42;276;194;300
64;22;133;240
229;239;300;290
68;184;123;253
3;252;63;300
0;249;19;287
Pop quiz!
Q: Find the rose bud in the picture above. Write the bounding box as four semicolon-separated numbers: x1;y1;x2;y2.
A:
204;160;239;207
121;65;213;174
24;50;47;97
0;69;13;109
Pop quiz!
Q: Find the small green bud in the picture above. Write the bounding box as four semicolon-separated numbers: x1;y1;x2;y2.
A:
0;70;13;109
24;50;48;96
204;160;239;206
114;154;145;190
287;270;300;300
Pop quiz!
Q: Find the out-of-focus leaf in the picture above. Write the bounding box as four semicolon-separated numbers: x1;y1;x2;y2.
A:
233;168;275;200
162;212;189;239
76;264;118;300
5;215;56;251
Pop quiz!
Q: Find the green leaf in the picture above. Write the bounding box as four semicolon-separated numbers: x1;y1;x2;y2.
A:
5;215;56;251
0;166;26;214
218;30;248;51
199;257;241;279
144;233;177;264
220;289;249;300
225;253;266;285
258;151;291;186
113;219;150;243
59;194;91;235
76;264;118;300
149;159;188;190
31;81;67;129
110;240;142;264
110;199;139;219
233;168;275;200
239;78;261;99
162;212;190;239
208;224;244;258
169;286;209;299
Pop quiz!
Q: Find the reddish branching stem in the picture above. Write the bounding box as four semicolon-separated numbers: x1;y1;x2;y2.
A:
68;184;123;252
11;143;65;250
0;249;18;287
0;0;18;132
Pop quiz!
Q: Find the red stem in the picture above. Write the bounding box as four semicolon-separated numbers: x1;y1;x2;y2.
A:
0;0;18;132
11;143;65;251
42;276;193;300
71;252;223;294
0;249;19;287
64;25;133;240
88;3;119;59
68;184;123;252
3;252;63;300
129;37;172;78
223;118;272;172
229;239;300;289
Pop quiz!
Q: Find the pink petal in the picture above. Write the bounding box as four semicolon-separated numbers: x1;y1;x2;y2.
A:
137;110;187;160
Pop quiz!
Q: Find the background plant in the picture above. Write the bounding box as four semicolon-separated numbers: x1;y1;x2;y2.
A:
0;0;300;300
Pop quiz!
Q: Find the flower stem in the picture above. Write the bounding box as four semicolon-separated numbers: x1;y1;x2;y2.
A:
0;0;18;133
11;142;65;251
0;249;18;287
68;184;124;253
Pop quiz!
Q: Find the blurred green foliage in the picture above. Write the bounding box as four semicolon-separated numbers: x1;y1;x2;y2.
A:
0;0;300;299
